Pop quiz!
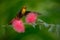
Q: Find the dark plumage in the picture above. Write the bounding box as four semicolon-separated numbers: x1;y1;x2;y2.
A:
9;6;41;24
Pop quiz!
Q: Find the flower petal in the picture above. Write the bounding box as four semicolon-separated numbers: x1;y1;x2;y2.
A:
26;12;38;24
12;19;25;33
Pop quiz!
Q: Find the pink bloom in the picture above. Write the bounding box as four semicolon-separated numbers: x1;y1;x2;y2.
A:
12;19;25;33
26;12;38;24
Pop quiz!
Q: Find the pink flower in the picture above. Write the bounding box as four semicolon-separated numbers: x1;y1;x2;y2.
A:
12;19;25;33
26;12;38;24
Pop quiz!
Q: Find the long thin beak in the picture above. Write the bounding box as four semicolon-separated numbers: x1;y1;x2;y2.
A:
33;12;41;16
37;12;41;15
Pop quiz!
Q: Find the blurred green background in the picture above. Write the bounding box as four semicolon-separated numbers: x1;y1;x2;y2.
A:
0;0;60;40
